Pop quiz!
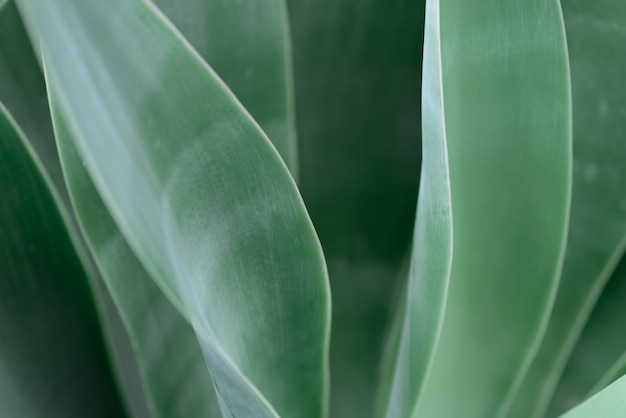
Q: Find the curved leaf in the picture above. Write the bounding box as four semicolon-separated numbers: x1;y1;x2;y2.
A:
380;0;453;414
373;272;408;418
152;0;297;175
0;6;158;416
0;2;62;195
408;0;572;417
51;103;221;418
558;375;626;418
286;0;425;414
506;1;626;416
0;103;127;418
16;0;331;416
547;249;626;416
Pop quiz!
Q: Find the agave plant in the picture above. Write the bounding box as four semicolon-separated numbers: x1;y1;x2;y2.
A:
1;0;625;417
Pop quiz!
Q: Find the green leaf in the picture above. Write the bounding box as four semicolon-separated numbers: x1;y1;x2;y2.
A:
286;0;425;415
0;102;127;418
587;355;626;402
152;0;298;176
0;6;158;416
547;251;626;416
0;2;63;197
557;375;626;418
506;1;626;416
404;0;572;417
380;0;453;414
16;0;331;416
52;104;221;418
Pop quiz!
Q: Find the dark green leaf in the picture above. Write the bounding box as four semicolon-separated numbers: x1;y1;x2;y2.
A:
0;6;157;416
0;102;127;418
381;0;453;413
548;252;626;416
0;2;62;196
557;375;626;418
287;0;425;415
16;0;332;416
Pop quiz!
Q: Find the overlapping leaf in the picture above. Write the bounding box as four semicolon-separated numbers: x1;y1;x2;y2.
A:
0;103;127;418
379;0;453;414
506;1;626;416
152;0;297;175
393;0;573;417
558;375;626;418
0;2;63;196
51;104;221;418
15;0;331;416
548;252;626;416
286;0;425;414
1;5;182;416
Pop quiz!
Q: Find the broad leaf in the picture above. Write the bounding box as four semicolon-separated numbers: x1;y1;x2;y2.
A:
548;252;626;416
558;375;626;418
52;104;221;418
16;0;331;416
0;6;158;416
0;103;127;418
152;0;298;175
506;1;626;416
408;0;572;417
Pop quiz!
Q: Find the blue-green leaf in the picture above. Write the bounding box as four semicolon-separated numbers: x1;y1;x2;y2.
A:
52;104;221;418
16;0;332;416
152;0;297;175
401;0;572;417
380;0;453;414
506;1;626;416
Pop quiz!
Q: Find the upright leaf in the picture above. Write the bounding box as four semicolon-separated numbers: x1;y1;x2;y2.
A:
0;6;159;416
379;0;453;415
152;0;298;175
506;1;626;416
287;0;425;414
16;0;331;416
409;0;572;417
0;103;127;418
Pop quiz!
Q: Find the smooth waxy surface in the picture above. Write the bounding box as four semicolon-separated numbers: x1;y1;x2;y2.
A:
16;0;331;416
559;375;626;418
408;0;572;417
0;2;63;195
287;0;425;414
548;253;626;416
0;104;127;418
152;0;297;175
507;1;626;416
381;0;453;415
53;105;221;418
